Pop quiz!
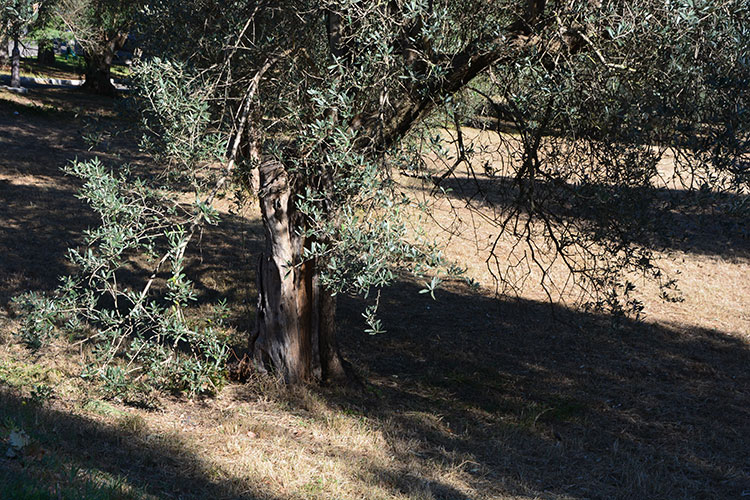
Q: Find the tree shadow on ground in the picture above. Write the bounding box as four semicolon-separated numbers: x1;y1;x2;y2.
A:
0;88;261;333
0;390;277;499
0;85;117;116
1;95;100;305
0;151;465;497
331;280;750;499
420;173;750;260
0;180;96;305
0;174;263;333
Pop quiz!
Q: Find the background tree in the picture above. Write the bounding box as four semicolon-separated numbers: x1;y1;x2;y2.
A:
57;0;133;95
20;0;748;391
1;0;40;88
0;32;8;65
28;2;68;65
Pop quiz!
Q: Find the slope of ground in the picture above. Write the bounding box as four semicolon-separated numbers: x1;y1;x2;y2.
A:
0;87;748;500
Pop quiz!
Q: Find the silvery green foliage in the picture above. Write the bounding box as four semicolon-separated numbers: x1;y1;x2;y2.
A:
15;110;228;399
131;58;225;180
402;0;749;317
137;1;459;322
291;88;445;300
135;0;747;321
16;0;749;390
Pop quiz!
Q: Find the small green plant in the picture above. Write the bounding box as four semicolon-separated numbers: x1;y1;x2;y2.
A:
29;383;54;404
12;292;61;349
362;304;385;336
419;275;443;300
16;157;228;399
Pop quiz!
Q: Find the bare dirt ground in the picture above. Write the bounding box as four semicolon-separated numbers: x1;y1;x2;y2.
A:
0;87;748;499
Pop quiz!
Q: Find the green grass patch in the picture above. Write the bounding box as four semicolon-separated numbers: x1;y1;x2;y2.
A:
52;54;85;74
81;399;126;417
0;358;61;390
2;56;130;81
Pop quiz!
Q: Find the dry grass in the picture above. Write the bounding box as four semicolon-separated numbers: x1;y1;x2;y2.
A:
0;87;748;499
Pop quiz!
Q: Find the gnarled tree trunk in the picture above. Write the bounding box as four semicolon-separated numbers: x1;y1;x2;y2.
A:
10;37;21;88
246;2;542;386
82;52;115;96
82;34;127;96
251;159;346;384
37;39;55;65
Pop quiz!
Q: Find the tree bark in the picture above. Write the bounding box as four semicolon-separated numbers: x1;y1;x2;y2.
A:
251;160;347;384
37;39;55;65
81;34;127;96
82;52;115;96
10;37;21;88
247;3;550;385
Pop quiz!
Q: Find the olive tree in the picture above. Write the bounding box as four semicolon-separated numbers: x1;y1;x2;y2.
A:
28;3;70;65
57;0;133;95
19;0;748;391
2;0;40;88
198;0;747;383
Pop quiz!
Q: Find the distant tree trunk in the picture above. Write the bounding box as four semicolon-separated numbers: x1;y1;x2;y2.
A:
0;38;9;66
37;39;55;65
10;36;21;88
81;33;127;96
82;51;115;96
251;160;347;384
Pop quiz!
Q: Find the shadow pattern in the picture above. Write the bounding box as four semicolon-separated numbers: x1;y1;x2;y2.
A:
333;281;750;499
425;173;750;259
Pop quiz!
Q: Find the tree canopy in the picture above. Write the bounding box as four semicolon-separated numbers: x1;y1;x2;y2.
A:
2;0;40;39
